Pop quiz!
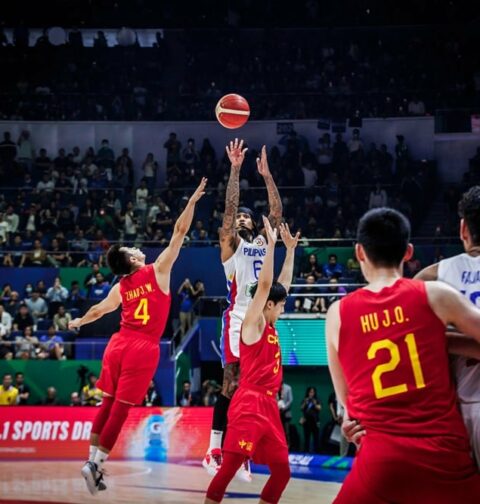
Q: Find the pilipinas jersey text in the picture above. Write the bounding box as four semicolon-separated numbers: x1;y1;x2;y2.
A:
438;254;480;403
223;236;267;314
119;264;171;340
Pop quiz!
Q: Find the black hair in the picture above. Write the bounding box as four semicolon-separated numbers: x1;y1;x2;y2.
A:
458;186;480;246
249;279;288;305
106;244;134;275
15;372;23;377
237;206;258;237
304;386;317;398
357;208;410;267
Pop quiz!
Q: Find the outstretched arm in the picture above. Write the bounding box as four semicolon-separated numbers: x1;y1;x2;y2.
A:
219;138;247;262
257;146;282;228
414;263;438;281
155;178;207;288
277;223;300;292
242;217;277;345
68;284;121;329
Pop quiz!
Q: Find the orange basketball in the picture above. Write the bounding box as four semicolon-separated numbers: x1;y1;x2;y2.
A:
215;94;250;129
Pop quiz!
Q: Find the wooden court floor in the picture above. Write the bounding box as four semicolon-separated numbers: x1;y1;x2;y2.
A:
0;461;341;504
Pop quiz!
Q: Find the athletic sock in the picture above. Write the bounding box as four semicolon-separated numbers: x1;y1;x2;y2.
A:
88;445;98;463
93;449;109;472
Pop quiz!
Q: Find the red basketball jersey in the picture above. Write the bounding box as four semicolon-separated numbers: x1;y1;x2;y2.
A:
118;263;171;340
338;278;468;439
239;322;282;393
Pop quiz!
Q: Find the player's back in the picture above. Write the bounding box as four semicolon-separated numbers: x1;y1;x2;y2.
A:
339;277;467;439
239;322;282;394
438;253;480;403
223;235;266;315
119;263;171;340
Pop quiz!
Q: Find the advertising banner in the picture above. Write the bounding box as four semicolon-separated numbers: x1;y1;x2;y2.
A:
0;406;211;461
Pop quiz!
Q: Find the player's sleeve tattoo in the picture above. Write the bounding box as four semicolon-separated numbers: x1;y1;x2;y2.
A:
265;174;283;228
220;169;240;243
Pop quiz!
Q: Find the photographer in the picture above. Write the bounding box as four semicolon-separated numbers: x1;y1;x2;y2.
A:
300;386;321;453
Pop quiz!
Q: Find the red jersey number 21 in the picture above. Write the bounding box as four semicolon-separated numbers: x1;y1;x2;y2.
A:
368;333;426;399
134;298;150;325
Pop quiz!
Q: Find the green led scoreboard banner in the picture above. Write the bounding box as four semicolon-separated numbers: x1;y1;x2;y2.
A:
276;317;327;366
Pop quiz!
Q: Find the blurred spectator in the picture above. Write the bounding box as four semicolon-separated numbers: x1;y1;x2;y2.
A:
0;327;13;359
0;284;13;302
408;97;426;116
67;281;86;309
143;380;162;406
177;380;194;407
300;254;323;279
0;303;13;335
322;254;344;278
0;132;17;171
294;274;325;313
39;326;65;360
53;305;72;331
38;386;60;405
142;152;158;192
0;373;18;405
88;273;111;300
97;139;115;169
325;277;347;309
278;381;293;448
177;278;204;338
13;303;34;331
17;130;35;173
19;239;50;267
300;386;321;454
5;290;20;315
25;290;48;325
202;379;221;406
368;183;388;209
15;372;30;405
15;326;39;359
0;214;9;243
81;373;102;406
46;277;69;317
70;391;82;406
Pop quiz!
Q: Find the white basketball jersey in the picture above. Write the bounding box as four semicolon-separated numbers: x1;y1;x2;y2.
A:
223;235;267;316
438;253;480;403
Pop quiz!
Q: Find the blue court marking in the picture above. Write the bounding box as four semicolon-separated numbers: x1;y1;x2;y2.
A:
118;484;260;499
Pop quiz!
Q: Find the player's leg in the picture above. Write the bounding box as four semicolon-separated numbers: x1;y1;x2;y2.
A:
204;313;241;475
257;407;291;504
204;451;245;503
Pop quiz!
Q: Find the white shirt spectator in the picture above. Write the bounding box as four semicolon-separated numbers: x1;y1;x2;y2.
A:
302;165;318;187
136;187;149;211
0;218;9;241
36;178;55;192
0;308;12;334
46;285;69;303
369;187;388;209
5;211;19;233
125;212;137;235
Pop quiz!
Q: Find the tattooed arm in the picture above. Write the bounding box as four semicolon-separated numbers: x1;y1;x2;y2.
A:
257;145;283;228
220;138;247;263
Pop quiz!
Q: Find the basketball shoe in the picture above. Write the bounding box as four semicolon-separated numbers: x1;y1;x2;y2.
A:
235;458;252;483
202;448;223;476
81;461;107;495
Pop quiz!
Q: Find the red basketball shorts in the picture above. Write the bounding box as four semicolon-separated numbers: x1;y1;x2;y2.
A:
223;384;288;465
97;332;160;405
334;431;480;504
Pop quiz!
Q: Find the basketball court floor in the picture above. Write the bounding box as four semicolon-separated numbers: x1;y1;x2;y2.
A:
0;460;343;503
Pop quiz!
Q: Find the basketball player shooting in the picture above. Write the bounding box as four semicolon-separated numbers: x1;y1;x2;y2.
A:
327;208;480;503
203;139;283;480
205;217;299;504
68;178;207;495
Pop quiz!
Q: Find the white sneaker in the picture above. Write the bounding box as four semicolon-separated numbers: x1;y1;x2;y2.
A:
235;458;252;483
202;448;223;476
81;461;106;495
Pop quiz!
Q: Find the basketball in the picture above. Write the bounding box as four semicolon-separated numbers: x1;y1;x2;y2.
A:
215;94;250;129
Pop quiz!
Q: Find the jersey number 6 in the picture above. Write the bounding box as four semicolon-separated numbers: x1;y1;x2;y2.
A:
134;298;150;325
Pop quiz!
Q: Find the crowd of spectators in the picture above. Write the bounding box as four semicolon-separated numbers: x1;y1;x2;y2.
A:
0;267;114;361
0;127;436;269
0;21;478;120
